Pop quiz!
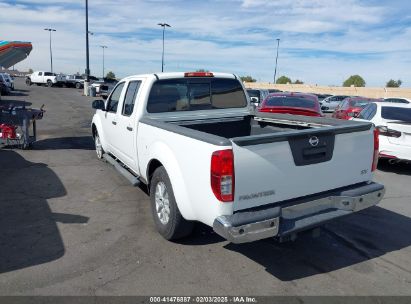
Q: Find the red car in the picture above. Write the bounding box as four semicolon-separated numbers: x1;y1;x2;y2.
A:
332;97;383;120
258;92;322;117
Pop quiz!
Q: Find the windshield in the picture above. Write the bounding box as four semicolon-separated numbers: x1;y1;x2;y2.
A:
147;78;247;113
351;100;372;108
381;107;411;122
246;90;260;98
263;96;318;110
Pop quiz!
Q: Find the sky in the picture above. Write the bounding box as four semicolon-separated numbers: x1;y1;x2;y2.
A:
1;0;411;87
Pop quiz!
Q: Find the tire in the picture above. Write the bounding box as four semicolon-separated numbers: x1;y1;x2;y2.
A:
150;166;193;241
75;82;82;89
26;78;32;86
47;80;53;87
94;131;104;159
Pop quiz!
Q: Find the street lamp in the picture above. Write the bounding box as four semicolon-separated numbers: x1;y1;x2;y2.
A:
158;23;171;72
100;45;107;79
84;0;90;95
44;28;56;73
273;38;280;84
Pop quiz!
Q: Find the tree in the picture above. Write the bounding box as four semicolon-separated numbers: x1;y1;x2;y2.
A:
294;79;304;84
105;71;116;79
343;75;366;87
240;75;256;82
28;68;33;74
386;79;402;88
276;76;291;84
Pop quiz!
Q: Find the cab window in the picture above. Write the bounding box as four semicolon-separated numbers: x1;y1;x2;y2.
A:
107;82;125;113
122;81;142;116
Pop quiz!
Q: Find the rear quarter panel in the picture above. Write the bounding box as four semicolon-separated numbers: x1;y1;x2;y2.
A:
137;122;234;226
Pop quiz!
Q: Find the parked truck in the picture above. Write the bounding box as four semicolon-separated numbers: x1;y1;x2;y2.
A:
91;71;385;243
26;71;65;87
65;74;84;89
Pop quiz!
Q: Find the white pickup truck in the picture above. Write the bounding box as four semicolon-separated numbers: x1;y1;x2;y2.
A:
91;72;385;243
26;71;66;87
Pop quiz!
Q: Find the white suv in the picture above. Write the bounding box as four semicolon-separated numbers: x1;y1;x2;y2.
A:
355;102;411;163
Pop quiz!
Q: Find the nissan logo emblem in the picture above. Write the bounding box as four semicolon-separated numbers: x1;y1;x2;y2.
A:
309;136;319;147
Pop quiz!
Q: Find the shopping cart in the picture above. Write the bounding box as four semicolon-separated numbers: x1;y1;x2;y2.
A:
0;104;45;149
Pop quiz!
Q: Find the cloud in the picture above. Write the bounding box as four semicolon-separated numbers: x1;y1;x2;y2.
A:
1;0;410;86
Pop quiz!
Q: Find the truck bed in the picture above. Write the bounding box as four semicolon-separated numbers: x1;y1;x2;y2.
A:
175;113;370;142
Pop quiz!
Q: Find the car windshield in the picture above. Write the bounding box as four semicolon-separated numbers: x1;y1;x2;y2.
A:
247;90;260;98
263;96;317;109
381;107;411;122
351;100;371;108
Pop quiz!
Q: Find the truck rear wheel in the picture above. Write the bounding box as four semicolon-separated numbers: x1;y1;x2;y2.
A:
150;166;193;241
75;82;82;89
47;80;53;87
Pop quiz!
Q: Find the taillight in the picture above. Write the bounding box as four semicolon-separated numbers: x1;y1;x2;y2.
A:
211;149;234;202
372;128;379;172
377;126;401;138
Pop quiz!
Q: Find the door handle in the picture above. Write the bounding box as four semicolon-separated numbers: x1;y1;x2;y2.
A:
112;121;117;125
127;126;133;131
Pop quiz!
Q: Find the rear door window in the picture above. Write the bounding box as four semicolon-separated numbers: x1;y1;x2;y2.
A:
122;81;141;116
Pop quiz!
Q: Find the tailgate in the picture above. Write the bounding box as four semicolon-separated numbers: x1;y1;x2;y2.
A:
231;124;374;211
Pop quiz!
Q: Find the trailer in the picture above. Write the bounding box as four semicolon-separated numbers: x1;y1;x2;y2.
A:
0;105;45;149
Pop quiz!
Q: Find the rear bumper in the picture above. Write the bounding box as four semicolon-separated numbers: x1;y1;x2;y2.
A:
213;182;385;244
379;141;411;163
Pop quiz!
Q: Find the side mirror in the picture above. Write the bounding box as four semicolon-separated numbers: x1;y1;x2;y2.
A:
250;97;259;103
92;99;105;110
101;94;108;100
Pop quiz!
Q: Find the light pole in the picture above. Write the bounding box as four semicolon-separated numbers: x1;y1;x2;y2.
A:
44;28;56;73
100;45;107;79
158;23;171;72
84;0;90;95
273;38;280;84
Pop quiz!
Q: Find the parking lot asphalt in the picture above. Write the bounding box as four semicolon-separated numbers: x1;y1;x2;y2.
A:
0;78;410;296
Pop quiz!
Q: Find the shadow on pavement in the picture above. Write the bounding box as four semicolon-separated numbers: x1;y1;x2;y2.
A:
9;91;29;97
0;99;32;108
377;160;411;176
0;150;89;273
12;88;29;93
33;136;94;150
177;223;225;246
224;206;411;281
